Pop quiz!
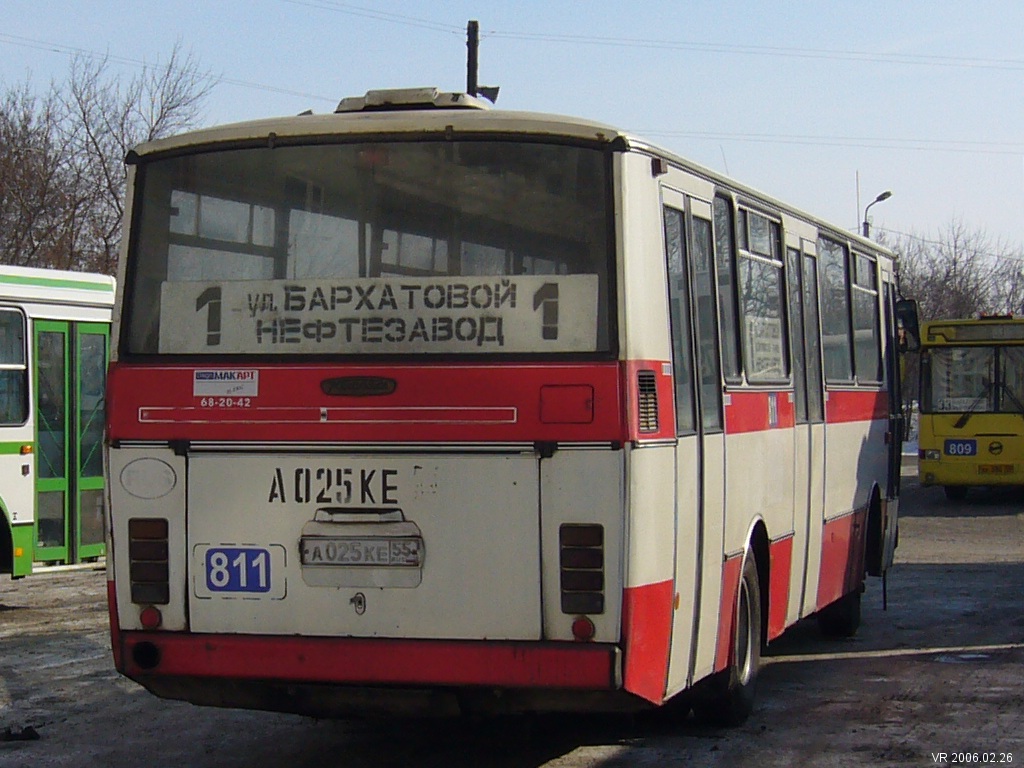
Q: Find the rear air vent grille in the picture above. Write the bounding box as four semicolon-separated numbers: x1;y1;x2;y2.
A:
637;370;659;433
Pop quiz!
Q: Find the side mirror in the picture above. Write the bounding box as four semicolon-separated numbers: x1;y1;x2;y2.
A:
895;298;920;353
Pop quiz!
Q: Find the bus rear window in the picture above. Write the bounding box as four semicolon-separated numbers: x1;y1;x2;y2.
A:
124;140;613;357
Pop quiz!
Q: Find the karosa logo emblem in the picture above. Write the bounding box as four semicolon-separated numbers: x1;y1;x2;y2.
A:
192;369;260;397
195;370;257;381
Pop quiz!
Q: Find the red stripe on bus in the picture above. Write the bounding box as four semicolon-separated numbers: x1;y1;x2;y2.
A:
816;508;868;610
714;554;744;673
118;634;617;690
108;362;627;444
767;536;794;641
723;389;888;433
621;579;674;703
724;390;796;434
825;389;888;423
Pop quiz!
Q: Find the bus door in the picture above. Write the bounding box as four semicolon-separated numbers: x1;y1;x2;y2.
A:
661;191;726;695
33;321;108;565
791;248;827;616
873;279;902;574
794;249;827;618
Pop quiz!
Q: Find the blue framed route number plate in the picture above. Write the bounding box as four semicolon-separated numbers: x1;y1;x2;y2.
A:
193;544;287;599
944;439;977;457
206;547;271;592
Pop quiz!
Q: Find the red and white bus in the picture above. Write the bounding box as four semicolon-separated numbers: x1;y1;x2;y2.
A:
106;87;912;724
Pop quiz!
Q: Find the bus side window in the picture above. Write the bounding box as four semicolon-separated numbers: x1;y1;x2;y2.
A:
895;298;920;352
737;210;787;383
818;236;854;382
786;247;808;423
692;216;723;431
0;310;28;425
801;254;826;422
713;195;742;382
851;253;882;383
663;206;697;434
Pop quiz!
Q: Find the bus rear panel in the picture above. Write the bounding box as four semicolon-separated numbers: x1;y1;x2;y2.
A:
108;120;638;715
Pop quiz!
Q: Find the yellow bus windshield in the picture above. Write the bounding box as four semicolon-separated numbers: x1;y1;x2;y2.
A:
922;345;1024;414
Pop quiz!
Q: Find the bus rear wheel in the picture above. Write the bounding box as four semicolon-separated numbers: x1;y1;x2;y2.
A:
944;485;968;501
693;554;761;727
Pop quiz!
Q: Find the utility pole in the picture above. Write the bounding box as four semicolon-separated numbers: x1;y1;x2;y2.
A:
466;20;479;96
465;20;499;102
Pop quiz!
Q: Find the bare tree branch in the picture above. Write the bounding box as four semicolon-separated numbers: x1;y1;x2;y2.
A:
0;42;211;274
883;219;1022;321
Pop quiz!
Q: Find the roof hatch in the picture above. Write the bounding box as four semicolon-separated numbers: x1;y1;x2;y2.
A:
335;87;491;114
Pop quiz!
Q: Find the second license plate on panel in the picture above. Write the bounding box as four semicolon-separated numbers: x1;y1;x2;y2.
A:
299;537;423;567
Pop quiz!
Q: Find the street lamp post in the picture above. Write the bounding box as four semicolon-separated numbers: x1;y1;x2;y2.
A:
862;190;892;238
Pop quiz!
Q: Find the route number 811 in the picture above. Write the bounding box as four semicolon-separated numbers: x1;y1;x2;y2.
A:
205;547;271;593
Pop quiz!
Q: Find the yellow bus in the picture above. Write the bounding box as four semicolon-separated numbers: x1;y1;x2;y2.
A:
918;316;1024;500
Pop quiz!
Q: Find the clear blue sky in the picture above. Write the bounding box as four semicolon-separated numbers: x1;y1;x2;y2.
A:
6;1;1024;249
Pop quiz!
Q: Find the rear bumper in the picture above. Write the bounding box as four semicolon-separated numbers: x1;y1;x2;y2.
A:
118;631;620;691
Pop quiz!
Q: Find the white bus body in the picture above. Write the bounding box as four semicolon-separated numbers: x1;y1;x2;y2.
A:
106;88;905;722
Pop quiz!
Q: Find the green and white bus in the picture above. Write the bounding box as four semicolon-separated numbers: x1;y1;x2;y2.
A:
0;265;114;578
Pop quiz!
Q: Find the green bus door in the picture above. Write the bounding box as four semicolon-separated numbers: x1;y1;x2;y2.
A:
34;321;109;565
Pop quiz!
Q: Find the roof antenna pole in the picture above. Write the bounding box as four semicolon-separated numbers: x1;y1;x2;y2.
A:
466;20;479;96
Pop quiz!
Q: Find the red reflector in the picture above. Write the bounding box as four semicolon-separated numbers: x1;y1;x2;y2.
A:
139;606;163;629
572;616;596;642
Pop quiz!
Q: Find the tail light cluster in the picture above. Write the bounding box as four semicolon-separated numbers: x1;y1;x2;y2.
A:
637;370;659;433
559;523;605;615
128;518;169;605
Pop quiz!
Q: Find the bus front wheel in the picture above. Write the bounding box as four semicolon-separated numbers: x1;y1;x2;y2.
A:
693;554;761;727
